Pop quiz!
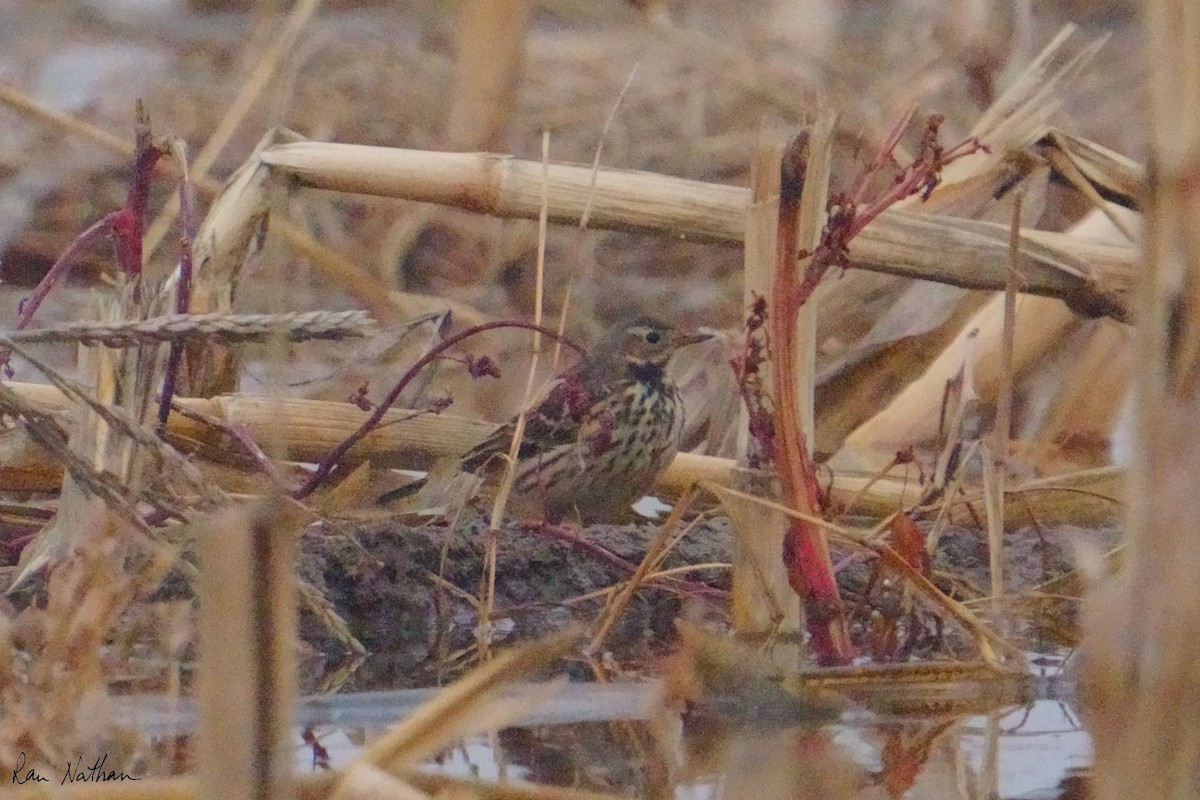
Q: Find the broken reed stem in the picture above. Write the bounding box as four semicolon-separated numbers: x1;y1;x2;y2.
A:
772;129;853;665
259;140;1132;320
730;131;801;639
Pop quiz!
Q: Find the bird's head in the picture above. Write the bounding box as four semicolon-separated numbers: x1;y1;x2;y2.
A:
596;316;713;378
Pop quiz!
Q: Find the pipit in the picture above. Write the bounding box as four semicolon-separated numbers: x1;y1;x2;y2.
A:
378;316;711;523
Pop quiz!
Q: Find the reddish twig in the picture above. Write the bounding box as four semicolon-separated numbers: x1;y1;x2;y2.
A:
292;320;582;499
519;522;729;601
753;115;988;665
13;216;118;330
4;106;165;375
730;293;775;469
158;139;199;429
770;132;853;665
113;104;166;295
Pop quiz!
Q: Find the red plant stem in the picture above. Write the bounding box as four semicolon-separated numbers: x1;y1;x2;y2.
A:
8;112;164;357
14;215;117;331
848;106;916;206
113;108;164;289
772;133;853;666
158;146;198;429
292;320;581;499
520;523;728;601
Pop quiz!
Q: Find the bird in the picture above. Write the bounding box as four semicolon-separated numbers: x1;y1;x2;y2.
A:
378;316;712;524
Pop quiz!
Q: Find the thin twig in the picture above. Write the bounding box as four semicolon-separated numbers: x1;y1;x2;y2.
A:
159;137;199;428
293;320;580;499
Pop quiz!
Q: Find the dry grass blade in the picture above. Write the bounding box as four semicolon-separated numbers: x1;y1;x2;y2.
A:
982;193;1024;624
587;487;698;654
480;132;553;652
347;631;576;772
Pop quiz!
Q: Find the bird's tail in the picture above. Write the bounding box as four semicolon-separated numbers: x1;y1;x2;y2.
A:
376;477;427;506
376;463;482;515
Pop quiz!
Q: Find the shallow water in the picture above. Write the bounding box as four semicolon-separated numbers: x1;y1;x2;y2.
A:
123;660;1088;798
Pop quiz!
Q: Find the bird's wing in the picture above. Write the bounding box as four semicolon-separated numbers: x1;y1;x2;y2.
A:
459;374;595;472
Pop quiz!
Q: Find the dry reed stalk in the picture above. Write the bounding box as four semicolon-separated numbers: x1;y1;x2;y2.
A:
1080;3;1200;799
1;381;1124;523
983;194;1024;622
445;0;534;151
196;501;300;800
728;133;800;640
259;139;1132;318
480;132;552;654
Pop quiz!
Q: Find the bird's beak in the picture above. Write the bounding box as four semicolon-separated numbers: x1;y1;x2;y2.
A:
676;331;715;348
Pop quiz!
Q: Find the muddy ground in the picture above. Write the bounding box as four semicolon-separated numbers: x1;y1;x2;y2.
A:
292;511;1119;691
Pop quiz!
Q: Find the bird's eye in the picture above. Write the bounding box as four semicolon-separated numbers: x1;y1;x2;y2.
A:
644;330;662;344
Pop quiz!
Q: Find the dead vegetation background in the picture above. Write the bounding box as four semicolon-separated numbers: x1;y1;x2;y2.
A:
0;0;1170;797
0;0;1143;439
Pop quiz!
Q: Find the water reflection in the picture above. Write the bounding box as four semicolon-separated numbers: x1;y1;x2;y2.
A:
288;685;1089;799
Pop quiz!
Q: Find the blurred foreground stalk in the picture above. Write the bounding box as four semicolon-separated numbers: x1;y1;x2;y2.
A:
1080;3;1200;798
